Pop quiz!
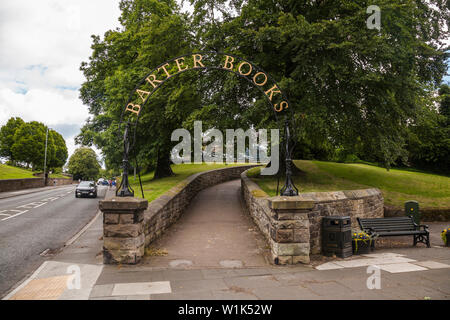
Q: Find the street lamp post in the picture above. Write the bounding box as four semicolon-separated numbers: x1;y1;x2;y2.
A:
280;117;299;196
43;127;49;185
117;121;134;197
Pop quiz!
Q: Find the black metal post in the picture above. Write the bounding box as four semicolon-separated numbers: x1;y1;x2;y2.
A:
280;117;298;196
117;121;134;197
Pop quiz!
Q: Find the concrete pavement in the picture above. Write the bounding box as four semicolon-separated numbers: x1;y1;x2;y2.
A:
3;180;449;300
142;180;270;268
0;184;109;297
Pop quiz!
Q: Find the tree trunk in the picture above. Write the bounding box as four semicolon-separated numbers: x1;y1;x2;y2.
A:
153;148;174;180
265;157;304;176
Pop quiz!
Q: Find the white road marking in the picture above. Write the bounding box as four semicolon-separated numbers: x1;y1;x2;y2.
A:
0;210;13;217
41;197;59;202
0;187;78;222
17;202;47;209
2;209;29;221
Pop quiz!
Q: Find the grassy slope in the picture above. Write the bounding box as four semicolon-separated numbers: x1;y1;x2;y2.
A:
128;163;251;203
0;164;70;180
248;160;450;208
0;164;36;179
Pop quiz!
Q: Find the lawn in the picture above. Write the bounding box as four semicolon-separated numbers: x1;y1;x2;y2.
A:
248;160;450;208
0;164;36;179
0;164;71;180
128;163;251;203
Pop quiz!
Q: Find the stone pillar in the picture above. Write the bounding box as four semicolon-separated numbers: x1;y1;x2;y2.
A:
99;197;148;265
267;197;314;265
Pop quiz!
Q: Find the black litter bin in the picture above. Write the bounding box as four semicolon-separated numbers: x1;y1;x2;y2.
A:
322;216;352;258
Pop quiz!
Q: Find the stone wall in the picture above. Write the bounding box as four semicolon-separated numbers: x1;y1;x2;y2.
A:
241;169;384;264
0;178;45;192
100;197;148;264
47;178;75;186
384;206;450;222
100;165;258;264
0;177;74;193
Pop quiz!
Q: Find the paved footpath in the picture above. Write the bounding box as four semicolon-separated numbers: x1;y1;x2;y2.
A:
3;180;449;300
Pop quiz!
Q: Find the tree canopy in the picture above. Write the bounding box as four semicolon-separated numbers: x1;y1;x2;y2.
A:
0;117;68;171
68;147;101;180
77;0;450;176
0;117;25;162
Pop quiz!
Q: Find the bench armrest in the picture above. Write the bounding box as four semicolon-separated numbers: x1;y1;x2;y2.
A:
409;215;427;231
362;227;376;235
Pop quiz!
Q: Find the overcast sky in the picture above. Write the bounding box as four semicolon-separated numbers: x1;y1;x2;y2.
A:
0;0;123;165
0;1;448;166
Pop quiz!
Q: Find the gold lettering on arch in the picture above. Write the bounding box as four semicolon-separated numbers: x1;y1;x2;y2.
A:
223;55;234;70
238;61;252;76
175;58;188;72
136;90;150;103
126;103;141;115
253;72;267;86
274;101;288;112
264;85;281;101
158;63;171;78
145;74;162;88
127;54;289;115
192;54;204;68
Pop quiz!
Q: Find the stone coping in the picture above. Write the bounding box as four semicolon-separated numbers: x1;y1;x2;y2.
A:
241;168;381;206
100;196;148;211
240;168;385;262
268;189;382;209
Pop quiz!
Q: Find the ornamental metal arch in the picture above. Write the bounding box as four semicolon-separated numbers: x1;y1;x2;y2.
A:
116;52;298;198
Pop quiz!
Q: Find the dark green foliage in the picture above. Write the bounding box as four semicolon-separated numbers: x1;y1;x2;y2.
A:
406;85;450;173
0;117;25;163
78;0;449;175
68;147;101;180
0;119;68;171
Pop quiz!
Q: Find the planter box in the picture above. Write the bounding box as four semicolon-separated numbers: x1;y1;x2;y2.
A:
352;239;372;254
446;232;450;247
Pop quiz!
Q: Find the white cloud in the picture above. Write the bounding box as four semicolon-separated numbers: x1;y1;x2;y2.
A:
0;0;122;160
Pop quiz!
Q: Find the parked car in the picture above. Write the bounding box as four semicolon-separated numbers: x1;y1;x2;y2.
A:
75;181;97;198
97;178;109;186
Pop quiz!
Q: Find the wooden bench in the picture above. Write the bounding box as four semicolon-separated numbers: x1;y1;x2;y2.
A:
357;216;430;248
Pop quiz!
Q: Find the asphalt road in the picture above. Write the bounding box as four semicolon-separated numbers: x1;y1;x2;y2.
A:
0;184;107;297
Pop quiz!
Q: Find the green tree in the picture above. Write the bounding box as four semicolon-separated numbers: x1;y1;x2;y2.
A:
68;147;101;180
78;0;449;176
191;0;449;169
48;130;68;170
11;121;55;170
0;117;25;163
77;0;199;179
406;105;450;174
6;121;68;171
405;84;450;173
438;84;450;119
